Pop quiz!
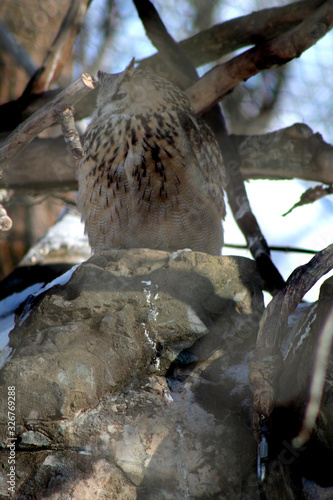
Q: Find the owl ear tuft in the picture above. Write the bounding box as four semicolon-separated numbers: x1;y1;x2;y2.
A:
96;59;135;87
124;57;135;76
119;57;135;84
97;70;105;79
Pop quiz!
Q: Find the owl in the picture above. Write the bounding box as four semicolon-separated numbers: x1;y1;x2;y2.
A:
77;60;226;255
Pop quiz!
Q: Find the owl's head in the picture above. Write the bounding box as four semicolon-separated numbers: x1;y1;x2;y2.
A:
95;59;172;117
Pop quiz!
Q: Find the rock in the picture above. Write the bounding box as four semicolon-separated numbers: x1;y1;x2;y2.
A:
0;249;264;498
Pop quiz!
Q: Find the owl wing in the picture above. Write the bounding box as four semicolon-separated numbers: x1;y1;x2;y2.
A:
176;110;226;220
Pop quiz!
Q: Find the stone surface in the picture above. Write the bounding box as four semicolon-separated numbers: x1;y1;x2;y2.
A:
0;249;265;498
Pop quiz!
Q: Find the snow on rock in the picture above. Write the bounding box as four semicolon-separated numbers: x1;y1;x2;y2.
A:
21;208;90;266
0;266;80;369
0;208;89;370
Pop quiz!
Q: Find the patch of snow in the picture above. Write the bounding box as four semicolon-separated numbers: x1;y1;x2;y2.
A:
142;324;156;350
169;248;192;260
0;264;80;369
21;209;90;265
17;265;79;327
0;282;45;317
142;281;159;322
36;265;79;295
0;282;46;369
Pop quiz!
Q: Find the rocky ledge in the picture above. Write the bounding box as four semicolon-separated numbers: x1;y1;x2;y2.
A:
0;249;265;498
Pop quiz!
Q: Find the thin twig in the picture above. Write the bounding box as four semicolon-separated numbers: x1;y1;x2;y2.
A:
283;184;333;216
224;243;318;255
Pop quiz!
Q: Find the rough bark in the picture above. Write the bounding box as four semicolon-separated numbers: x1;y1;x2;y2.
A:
233;123;333;184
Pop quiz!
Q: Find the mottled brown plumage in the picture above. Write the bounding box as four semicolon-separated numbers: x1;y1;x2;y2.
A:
77;61;226;255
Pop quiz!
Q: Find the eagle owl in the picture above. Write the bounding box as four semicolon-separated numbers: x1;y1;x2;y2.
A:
77;60;226;255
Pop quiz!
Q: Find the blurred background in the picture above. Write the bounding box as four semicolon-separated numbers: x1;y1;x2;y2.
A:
0;0;332;301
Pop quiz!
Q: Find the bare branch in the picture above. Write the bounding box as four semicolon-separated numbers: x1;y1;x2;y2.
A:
186;0;333;114
31;0;92;93
0;87;97;134
140;0;326;72
225;243;317;255
0;73;96;168
134;0;197;88
213;118;285;295
0;137;76;192
232;123;333;185
249;243;333;438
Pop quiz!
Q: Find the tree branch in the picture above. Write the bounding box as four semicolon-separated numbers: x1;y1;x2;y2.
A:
140;0;326;72
186;0;333;114
283;183;333;216
134;0;197;88
30;0;92;93
249;243;333;438
0;137;76;192
231;123;333;185
225;244;318;255
0;87;97;134
0;73;96;168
